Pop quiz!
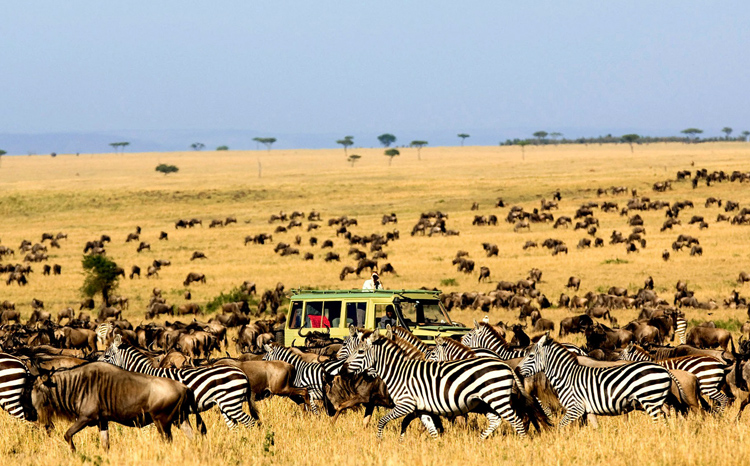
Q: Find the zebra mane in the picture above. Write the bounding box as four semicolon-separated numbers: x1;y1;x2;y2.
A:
630;344;652;359
439;337;475;358
374;334;418;359
478;322;510;345
392;327;429;351
389;334;426;360
542;338;577;364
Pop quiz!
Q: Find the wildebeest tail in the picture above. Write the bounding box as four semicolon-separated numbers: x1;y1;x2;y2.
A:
511;368;552;432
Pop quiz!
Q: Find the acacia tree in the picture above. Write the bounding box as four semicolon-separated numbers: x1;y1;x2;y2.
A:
457;134;470;146
410;140;428;160
681;128;703;143
191;142;205;151
722;127;733;140
336;136;354;156
384;148;399;166
742;131;750;141
109;142;130;154
517;141;530;160
253;137;276;152
347;154;361;167
378;134;396;147
621;134;640;153
0;149;5;167
550;132;563;144
81;254;120;306
533;131;548;144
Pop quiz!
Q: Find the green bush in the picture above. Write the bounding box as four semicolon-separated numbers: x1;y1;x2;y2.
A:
216;146;229;151
440;278;458;287
206;287;253;314
155;164;179;175
689;318;743;332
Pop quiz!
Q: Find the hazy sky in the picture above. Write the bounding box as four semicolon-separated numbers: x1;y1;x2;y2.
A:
1;1;749;149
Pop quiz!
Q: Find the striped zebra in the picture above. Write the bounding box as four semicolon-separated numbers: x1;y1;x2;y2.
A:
519;334;674;427
674;316;687;345
101;334;258;430
391;327;434;358
0;353;31;420
262;344;327;414
96;322;113;349
344;331;537;439
463;321;587;358
619;343;729;411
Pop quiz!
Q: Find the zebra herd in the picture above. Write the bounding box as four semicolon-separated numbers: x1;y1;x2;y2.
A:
0;319;740;447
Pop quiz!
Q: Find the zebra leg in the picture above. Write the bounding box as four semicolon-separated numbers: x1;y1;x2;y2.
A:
490;404;526;439
221;410;238;430
708;391;728;413
418;414;440;439
642;401;667;424
377;402;416;439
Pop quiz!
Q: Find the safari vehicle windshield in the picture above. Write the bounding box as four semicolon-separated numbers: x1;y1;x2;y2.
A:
396;299;452;329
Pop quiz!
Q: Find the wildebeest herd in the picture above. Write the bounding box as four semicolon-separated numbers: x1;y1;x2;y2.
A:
1;164;750;452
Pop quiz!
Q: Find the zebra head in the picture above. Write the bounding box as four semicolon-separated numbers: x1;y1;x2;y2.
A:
460;320;481;347
344;332;378;377
336;325;363;360
427;336;448;361
518;333;551;377
618;342;649;362
100;333;123;366
262;343;283;361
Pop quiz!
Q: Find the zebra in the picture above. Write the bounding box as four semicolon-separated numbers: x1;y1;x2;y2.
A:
96;321;113;349
619;343;729;411
0;353;31;420
391;326;434;358
101;334;258;430
674;315;687;345
463;321;587;358
518;334;675;428
344;331;544;439
262;343;327;414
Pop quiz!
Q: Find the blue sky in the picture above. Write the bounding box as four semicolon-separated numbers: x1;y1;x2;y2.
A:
1;1;749;152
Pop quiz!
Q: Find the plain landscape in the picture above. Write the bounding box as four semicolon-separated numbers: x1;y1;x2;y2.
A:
1;142;750;465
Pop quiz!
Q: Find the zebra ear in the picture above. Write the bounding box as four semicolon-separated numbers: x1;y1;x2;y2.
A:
435;336;444;344
348;324;357;336
368;332;379;343
473;319;480;329
263;344;273;353
113;334;122;347
386;324;393;339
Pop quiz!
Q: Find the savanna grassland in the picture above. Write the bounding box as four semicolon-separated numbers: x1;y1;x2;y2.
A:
1;142;750;466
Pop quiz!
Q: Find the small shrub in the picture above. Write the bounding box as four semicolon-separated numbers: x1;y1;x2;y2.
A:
155;164;179;175
690;318;743;332
440;278;458;287
216;146;229;151
602;258;629;265
205;287;252;313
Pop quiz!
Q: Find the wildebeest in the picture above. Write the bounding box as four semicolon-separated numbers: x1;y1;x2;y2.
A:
184;272;206;286
31;362;201;452
559;314;594;337
686;327;733;351
130;265;141;279
137;242;151;253
190;251;207;261
478;266;490;283
566;276;581;291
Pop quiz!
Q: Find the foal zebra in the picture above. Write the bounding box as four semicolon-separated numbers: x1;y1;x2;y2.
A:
101;335;258;430
262;344;327;414
0;353;31;420
619;343;729;411
519;334;674;428
344;332;537;439
674;316;687;345
463;321;587;358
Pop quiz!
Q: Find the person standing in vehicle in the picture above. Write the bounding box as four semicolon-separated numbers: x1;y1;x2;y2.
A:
362;272;383;290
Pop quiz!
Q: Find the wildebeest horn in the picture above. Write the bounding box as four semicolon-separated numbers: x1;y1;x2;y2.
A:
298;327;305;337
148;341;157;352
323;323;330;334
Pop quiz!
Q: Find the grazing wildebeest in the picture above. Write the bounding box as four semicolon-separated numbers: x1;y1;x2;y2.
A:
559;315;594;337
130;265;141;279
159;231;169;240
137;242;151;253
478;266;490;283
184;272;206;286
566;276;581;291
190;251;207;261
31;362;201;452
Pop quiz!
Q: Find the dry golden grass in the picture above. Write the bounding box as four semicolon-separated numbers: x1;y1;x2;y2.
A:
1;142;750;464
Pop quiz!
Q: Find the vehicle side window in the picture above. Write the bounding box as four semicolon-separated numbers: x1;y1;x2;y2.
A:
304;301;329;328
324;301;342;328
289;301;303;329
345;302;367;327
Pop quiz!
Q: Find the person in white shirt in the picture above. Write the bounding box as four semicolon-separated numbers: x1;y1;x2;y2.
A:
362;272;383;290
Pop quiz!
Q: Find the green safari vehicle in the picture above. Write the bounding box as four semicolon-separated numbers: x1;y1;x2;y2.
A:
284;289;470;347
